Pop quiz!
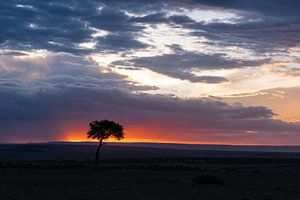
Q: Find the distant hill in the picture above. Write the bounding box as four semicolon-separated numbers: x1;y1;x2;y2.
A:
1;142;300;161
49;141;300;153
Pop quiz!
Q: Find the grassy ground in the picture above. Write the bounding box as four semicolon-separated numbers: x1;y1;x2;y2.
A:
1;160;300;200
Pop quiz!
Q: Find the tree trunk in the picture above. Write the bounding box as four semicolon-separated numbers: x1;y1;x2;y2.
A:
94;139;103;169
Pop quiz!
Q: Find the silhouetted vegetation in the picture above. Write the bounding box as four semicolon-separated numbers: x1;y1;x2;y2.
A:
87;120;124;169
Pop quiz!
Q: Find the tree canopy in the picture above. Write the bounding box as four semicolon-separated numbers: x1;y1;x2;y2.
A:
87;119;124;141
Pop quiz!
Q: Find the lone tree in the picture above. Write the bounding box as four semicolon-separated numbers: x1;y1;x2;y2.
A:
87;119;124;168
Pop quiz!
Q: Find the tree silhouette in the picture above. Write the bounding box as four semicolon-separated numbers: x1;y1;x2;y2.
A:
87;119;124;169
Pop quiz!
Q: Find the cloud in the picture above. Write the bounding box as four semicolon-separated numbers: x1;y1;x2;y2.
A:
87;6;143;32
0;0;297;52
1;0;299;56
271;66;300;77
188;0;300;18
0;53;157;91
189;22;300;53
113;50;267;83
221;87;300;123
96;33;149;51
0;1;147;53
179;74;229;84
0;54;300;142
1;76;300;142
128;51;266;69
1;0;300;143
0;2;94;54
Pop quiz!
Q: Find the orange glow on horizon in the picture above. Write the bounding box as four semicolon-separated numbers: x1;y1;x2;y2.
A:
62;130;287;146
62;130;230;145
56;120;300;146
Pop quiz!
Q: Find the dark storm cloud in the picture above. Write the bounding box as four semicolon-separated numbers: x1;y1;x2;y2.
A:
0;54;156;92
87;6;144;32
127;51;267;70
0;0;148;53
188;0;300;18
184;1;300;52
0;0;298;84
1;0;299;54
130;13;168;24
0;1;94;53
96;33;149;51
1;73;300;140
129;1;300;52
113;50;267;83
187;22;300;53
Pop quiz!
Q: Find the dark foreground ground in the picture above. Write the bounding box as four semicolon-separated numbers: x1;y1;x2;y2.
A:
0;143;300;200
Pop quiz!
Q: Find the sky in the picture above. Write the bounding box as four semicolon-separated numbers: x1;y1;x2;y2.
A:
0;0;300;145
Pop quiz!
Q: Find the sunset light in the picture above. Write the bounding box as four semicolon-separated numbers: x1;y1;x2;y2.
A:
1;1;300;199
0;0;299;145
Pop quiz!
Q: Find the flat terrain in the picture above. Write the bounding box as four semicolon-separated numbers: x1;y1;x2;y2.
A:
1;143;300;160
0;143;300;200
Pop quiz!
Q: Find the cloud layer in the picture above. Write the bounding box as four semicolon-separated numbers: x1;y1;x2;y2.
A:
0;54;300;143
0;0;300;143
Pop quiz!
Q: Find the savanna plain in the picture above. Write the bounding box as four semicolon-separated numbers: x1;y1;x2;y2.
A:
0;143;300;200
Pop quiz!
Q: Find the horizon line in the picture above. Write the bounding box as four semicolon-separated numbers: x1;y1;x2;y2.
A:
1;140;300;147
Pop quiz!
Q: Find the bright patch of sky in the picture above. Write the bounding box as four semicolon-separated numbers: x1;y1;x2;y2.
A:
78;41;97;49
16;4;34;9
169;7;242;24
90;28;109;38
